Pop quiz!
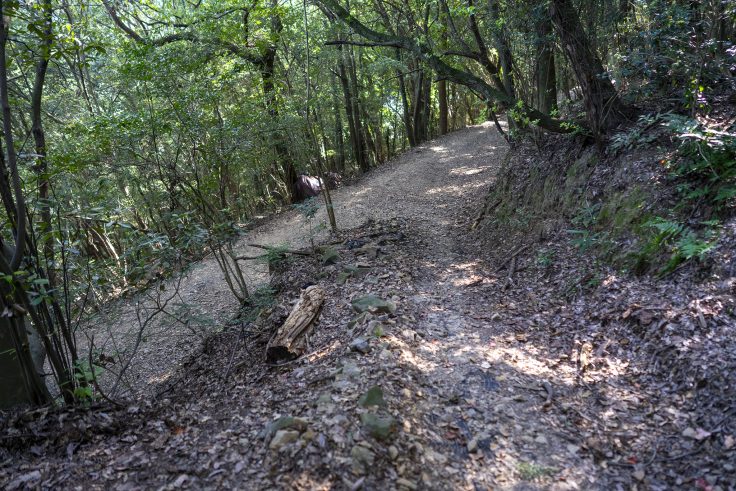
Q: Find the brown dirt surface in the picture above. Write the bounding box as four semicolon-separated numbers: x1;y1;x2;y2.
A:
2;123;735;490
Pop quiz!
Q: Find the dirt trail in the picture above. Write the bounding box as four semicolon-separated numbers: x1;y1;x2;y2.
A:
89;123;503;398
8;121;729;490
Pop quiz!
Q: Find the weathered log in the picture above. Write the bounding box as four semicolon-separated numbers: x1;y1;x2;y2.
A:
266;286;326;363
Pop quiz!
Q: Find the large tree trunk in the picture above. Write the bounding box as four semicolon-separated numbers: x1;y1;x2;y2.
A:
0;314;50;409
550;0;626;135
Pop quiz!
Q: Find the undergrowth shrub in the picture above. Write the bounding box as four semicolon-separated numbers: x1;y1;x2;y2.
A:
664;115;736;208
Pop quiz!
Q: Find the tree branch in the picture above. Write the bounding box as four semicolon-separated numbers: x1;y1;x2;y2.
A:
315;0;579;134
102;1;263;66
325;39;402;48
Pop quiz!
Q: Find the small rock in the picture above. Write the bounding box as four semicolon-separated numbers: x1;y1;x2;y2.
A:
361;413;396;440
321;247;340;265
467;438;478;453
351;445;375;474
269;430;300;451
724;435;735;450
172;474;189;488
427;449;448;464
352;295;397;314
359;386;387;408
339;362;362;379
632;469;646;481
350;338;371;354
368;320;385;337
396;478;418;490
348;312;370;328
682;427;711;440
263;416;309;440
357;244;380;260
388;445;399;460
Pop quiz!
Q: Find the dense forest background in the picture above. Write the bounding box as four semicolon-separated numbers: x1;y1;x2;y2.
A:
0;0;734;407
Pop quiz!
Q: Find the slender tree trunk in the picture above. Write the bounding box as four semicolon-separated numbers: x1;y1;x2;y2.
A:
438;11;449;136
261;56;298;203
411;70;423;144
439;80;448;135
488;0;516;100
347;45;370;172
31;0;54;283
330;71;346;171
337;44;365;170
534;13;557;115
257;5;298;203
397;57;416;147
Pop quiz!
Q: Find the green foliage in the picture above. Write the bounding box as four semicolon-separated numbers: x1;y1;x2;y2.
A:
295;197;326;249
613;2;734;103
259;244;291;270
517;462;557;481
663;115;736;209
534;249;555;268
632;217;718;275
567;229;603;253
72;360;103;402
249;286;277;311
610;113;666;153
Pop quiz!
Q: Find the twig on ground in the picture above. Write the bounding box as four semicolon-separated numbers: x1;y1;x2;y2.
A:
494;243;531;273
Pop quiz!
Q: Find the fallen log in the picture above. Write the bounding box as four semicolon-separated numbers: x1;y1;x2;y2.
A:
266;286;326;363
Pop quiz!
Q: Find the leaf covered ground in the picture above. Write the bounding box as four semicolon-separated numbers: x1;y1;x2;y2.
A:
2;123;735;490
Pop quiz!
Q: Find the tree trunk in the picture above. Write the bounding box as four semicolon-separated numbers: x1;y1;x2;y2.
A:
0;313;50;409
534;13;557;115
261;54;298;204
488;0;516;100
438;11;449;136
31;0;54;285
337;45;363;170
330;70;346;171
397;57;416;147
347;45;370;172
266;286;325;363
550;0;626;135
438;80;448;135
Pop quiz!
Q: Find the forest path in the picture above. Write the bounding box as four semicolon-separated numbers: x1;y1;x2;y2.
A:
8;117;733;491
90;123;502;399
56;123;604;489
